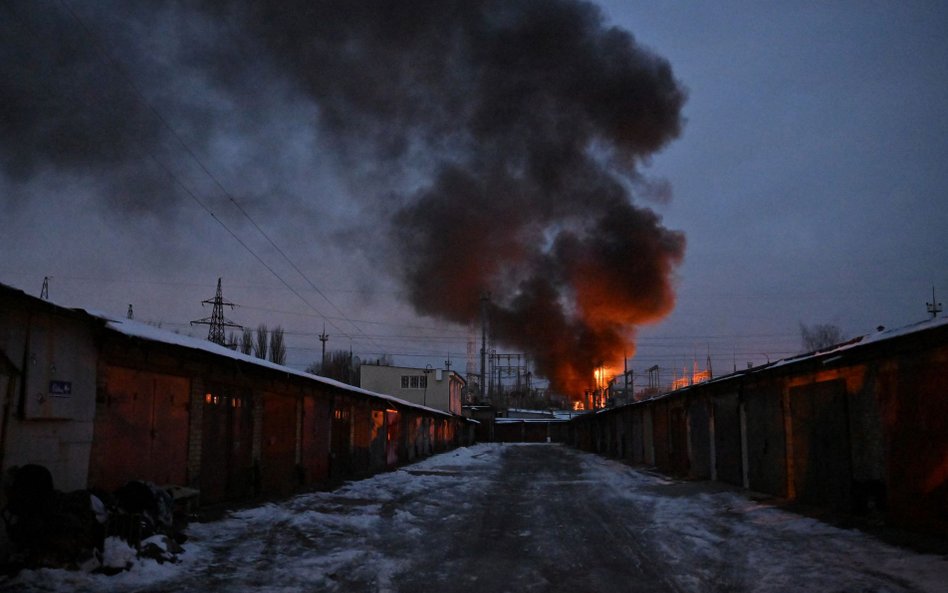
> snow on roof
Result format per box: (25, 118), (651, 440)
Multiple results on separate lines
(89, 313), (455, 417)
(608, 315), (948, 410)
(100, 313), (458, 416)
(1, 280), (459, 417)
(764, 315), (948, 371)
(6, 280), (947, 418)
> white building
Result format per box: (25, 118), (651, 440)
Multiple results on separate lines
(360, 364), (464, 415)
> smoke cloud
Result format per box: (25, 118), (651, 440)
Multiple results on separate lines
(1, 0), (686, 396)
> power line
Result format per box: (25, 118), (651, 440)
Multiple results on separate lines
(15, 274), (466, 335)
(7, 2), (334, 337)
(28, 274), (405, 297)
(55, 0), (387, 351)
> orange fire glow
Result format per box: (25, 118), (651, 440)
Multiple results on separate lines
(593, 365), (620, 394)
(671, 364), (712, 391)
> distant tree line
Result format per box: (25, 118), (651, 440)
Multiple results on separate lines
(305, 349), (358, 385)
(227, 324), (286, 365)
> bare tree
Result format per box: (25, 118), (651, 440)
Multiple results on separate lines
(269, 325), (286, 365)
(226, 331), (239, 350)
(240, 327), (253, 355)
(800, 322), (844, 352)
(314, 349), (355, 384)
(254, 324), (268, 360)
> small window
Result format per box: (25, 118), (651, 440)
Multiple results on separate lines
(401, 376), (410, 388)
(410, 376), (420, 389)
(419, 375), (427, 389)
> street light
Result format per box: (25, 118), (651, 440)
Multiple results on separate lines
(423, 364), (433, 407)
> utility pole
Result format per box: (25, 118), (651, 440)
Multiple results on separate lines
(423, 364), (433, 407)
(348, 344), (353, 384)
(480, 292), (490, 402)
(40, 276), (49, 300)
(190, 278), (241, 346)
(318, 324), (329, 374)
(927, 286), (942, 319)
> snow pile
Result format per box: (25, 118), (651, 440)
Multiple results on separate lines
(99, 537), (137, 572)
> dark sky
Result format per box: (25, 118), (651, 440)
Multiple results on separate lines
(2, 1), (946, 393)
(599, 1), (948, 377)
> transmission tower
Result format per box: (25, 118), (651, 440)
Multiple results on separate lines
(40, 276), (49, 300)
(191, 278), (241, 345)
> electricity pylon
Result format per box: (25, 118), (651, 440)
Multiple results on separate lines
(191, 278), (241, 346)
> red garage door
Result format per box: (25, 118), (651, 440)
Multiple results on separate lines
(261, 394), (298, 497)
(200, 386), (254, 503)
(91, 367), (189, 490)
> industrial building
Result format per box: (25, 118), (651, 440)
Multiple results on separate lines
(360, 363), (464, 415)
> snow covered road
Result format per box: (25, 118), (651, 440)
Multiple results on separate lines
(5, 443), (947, 592)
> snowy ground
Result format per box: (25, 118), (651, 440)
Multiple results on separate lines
(3, 444), (947, 593)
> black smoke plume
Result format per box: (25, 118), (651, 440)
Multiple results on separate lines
(1, 0), (686, 396)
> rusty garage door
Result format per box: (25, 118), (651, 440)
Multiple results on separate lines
(790, 379), (852, 511)
(91, 366), (189, 490)
(200, 385), (254, 503)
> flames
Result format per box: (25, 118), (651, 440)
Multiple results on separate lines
(671, 364), (712, 391)
(482, 206), (684, 402)
(593, 365), (619, 390)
